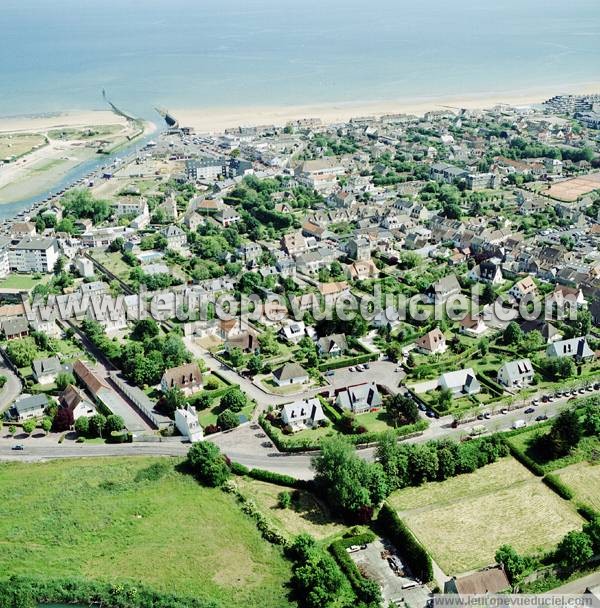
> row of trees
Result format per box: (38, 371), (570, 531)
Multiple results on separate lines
(311, 432), (509, 521)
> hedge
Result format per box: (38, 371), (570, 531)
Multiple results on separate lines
(210, 369), (235, 386)
(542, 474), (574, 500)
(229, 461), (250, 476)
(259, 414), (427, 452)
(376, 503), (433, 583)
(502, 438), (544, 477)
(577, 503), (600, 522)
(329, 532), (381, 606)
(248, 467), (306, 489)
(0, 575), (219, 608)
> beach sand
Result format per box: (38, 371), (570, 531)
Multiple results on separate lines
(172, 83), (600, 133)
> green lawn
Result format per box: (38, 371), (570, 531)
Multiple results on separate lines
(0, 457), (293, 608)
(0, 273), (50, 290)
(387, 457), (583, 575)
(198, 397), (255, 427)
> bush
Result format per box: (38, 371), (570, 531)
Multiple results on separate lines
(278, 491), (292, 509)
(216, 409), (239, 430)
(186, 442), (230, 487)
(377, 503), (433, 582)
(542, 474), (574, 500)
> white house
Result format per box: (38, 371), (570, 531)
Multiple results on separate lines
(416, 328), (447, 355)
(0, 237), (11, 278)
(439, 368), (481, 397)
(468, 260), (503, 285)
(336, 383), (382, 414)
(546, 337), (595, 363)
(460, 314), (488, 337)
(161, 363), (203, 397)
(509, 276), (536, 301)
(280, 320), (306, 344)
(10, 394), (49, 421)
(60, 384), (97, 420)
(175, 406), (203, 442)
(281, 398), (326, 431)
(497, 359), (535, 388)
(74, 256), (95, 278)
(272, 363), (309, 387)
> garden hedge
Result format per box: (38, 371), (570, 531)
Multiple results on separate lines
(542, 474), (574, 500)
(376, 503), (433, 583)
(329, 532), (381, 606)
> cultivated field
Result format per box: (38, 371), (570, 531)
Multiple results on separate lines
(388, 457), (583, 575)
(546, 172), (600, 202)
(0, 457), (293, 608)
(555, 461), (600, 512)
(235, 477), (346, 541)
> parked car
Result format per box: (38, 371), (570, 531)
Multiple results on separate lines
(348, 367), (355, 372)
(12, 445), (24, 451)
(426, 410), (435, 418)
(535, 415), (548, 422)
(500, 408), (508, 415)
(325, 370), (335, 377)
(363, 363), (370, 370)
(524, 407), (535, 414)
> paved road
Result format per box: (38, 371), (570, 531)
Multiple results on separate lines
(0, 360), (21, 414)
(0, 391), (584, 480)
(547, 570), (600, 594)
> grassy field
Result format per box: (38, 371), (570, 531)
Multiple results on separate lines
(388, 457), (584, 575)
(0, 457), (293, 608)
(235, 477), (346, 542)
(555, 461), (600, 511)
(0, 132), (46, 159)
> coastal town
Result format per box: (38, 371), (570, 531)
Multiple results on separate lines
(1, 93), (600, 608)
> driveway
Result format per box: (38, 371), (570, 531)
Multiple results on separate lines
(323, 361), (406, 395)
(350, 538), (431, 607)
(0, 360), (21, 414)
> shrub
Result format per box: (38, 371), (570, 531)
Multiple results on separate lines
(278, 491), (292, 509)
(377, 503), (433, 582)
(216, 409), (239, 430)
(186, 442), (230, 487)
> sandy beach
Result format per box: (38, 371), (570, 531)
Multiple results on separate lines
(172, 82), (600, 133)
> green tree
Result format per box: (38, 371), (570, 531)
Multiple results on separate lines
(385, 394), (419, 427)
(130, 319), (160, 342)
(74, 416), (89, 436)
(40, 417), (52, 435)
(220, 388), (247, 413)
(186, 442), (230, 487)
(6, 338), (38, 368)
(545, 409), (582, 458)
(227, 347), (245, 368)
(437, 388), (453, 412)
(495, 544), (527, 582)
(291, 551), (346, 608)
(22, 420), (36, 435)
(217, 409), (240, 430)
(162, 387), (186, 417)
(503, 321), (522, 346)
(247, 354), (264, 375)
(56, 372), (75, 391)
(106, 414), (125, 434)
(556, 530), (593, 571)
(89, 414), (107, 438)
(8, 425), (16, 436)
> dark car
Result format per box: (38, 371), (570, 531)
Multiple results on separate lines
(535, 415), (548, 422)
(525, 407), (535, 414)
(426, 410), (435, 418)
(12, 445), (24, 451)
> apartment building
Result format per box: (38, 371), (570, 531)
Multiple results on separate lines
(9, 236), (60, 273)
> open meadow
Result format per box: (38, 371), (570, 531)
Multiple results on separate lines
(0, 457), (293, 608)
(555, 461), (600, 512)
(387, 457), (584, 575)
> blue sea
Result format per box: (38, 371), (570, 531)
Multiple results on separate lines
(1, 0), (600, 121)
